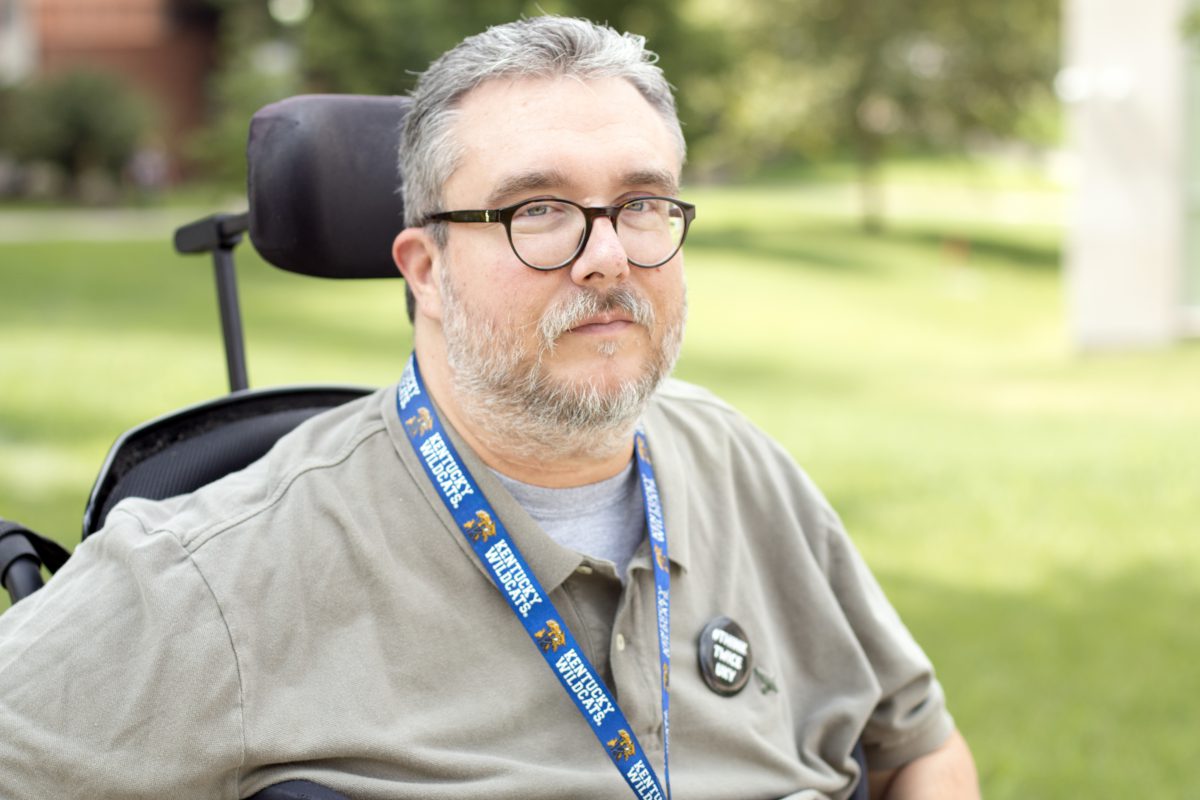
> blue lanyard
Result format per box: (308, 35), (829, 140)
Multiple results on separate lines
(397, 355), (671, 800)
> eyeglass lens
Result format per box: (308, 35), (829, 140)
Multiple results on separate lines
(509, 198), (687, 269)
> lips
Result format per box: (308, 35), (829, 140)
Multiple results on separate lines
(539, 285), (655, 345)
(570, 311), (635, 333)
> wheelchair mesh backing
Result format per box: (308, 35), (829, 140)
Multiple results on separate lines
(83, 388), (369, 538)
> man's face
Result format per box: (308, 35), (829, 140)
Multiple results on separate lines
(433, 76), (687, 444)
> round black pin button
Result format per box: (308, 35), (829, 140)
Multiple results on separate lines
(697, 616), (753, 696)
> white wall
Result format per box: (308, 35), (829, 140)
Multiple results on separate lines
(0, 0), (36, 86)
(1063, 0), (1192, 348)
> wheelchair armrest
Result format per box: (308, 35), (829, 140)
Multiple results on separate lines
(248, 780), (350, 800)
(0, 519), (72, 604)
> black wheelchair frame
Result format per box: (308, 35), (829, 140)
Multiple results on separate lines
(0, 94), (408, 800)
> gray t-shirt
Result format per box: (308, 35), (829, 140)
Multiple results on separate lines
(493, 459), (645, 579)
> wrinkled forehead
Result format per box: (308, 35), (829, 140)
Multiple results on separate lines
(443, 75), (682, 207)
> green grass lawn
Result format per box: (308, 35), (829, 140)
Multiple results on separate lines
(1, 178), (1197, 797)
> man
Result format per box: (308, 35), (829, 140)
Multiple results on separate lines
(0, 16), (978, 799)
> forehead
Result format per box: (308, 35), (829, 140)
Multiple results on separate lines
(443, 75), (681, 206)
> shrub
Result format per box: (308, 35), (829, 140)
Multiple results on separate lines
(4, 69), (152, 195)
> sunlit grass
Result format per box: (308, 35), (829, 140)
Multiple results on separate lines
(1, 176), (1197, 797)
(677, 182), (1199, 796)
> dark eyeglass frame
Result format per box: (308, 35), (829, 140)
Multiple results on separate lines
(424, 195), (697, 271)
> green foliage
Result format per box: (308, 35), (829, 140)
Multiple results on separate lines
(297, 0), (735, 128)
(186, 2), (302, 186)
(704, 0), (1059, 159)
(1, 70), (152, 191)
(693, 0), (1059, 228)
(188, 1), (734, 188)
(294, 0), (738, 156)
(298, 0), (531, 95)
(188, 1), (1055, 210)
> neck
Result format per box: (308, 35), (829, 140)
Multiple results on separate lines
(414, 340), (637, 488)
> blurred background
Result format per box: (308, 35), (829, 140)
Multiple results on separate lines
(1, 1), (1197, 796)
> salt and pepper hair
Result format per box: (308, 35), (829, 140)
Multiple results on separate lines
(399, 15), (686, 237)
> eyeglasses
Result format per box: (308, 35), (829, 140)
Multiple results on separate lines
(424, 196), (697, 271)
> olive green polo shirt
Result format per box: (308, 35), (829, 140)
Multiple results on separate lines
(0, 379), (952, 799)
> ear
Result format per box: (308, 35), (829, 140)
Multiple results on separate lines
(392, 227), (444, 322)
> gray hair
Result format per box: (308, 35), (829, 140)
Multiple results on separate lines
(399, 15), (686, 236)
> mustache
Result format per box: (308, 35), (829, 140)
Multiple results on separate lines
(537, 285), (655, 344)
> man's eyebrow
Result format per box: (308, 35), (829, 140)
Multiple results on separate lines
(621, 168), (679, 196)
(485, 169), (572, 208)
(483, 167), (680, 209)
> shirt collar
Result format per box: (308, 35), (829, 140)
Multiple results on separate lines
(383, 380), (691, 586)
(384, 384), (585, 594)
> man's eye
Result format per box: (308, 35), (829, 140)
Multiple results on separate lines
(623, 199), (650, 213)
(518, 203), (553, 218)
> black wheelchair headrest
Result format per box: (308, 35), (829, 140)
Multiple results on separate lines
(248, 94), (409, 279)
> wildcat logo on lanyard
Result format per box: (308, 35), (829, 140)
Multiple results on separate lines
(463, 510), (496, 542)
(404, 407), (434, 437)
(396, 354), (671, 800)
(535, 620), (567, 652)
(608, 730), (636, 760)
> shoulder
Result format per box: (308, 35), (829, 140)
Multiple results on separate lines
(647, 376), (742, 419)
(108, 386), (397, 552)
(644, 378), (767, 452)
(645, 378), (812, 486)
(644, 377), (842, 551)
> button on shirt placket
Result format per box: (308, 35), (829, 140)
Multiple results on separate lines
(557, 560), (623, 690)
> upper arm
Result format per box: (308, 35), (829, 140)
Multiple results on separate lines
(813, 508), (956, 770)
(0, 513), (243, 798)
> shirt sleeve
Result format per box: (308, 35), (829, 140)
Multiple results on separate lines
(0, 508), (244, 798)
(817, 506), (955, 771)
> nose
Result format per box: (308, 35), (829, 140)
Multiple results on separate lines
(569, 216), (630, 288)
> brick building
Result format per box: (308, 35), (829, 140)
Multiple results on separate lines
(1, 0), (220, 180)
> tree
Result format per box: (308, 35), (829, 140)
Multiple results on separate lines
(703, 0), (1061, 230)
(298, 0), (732, 133)
(187, 1), (303, 186)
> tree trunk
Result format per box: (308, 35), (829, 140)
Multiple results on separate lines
(852, 125), (885, 234)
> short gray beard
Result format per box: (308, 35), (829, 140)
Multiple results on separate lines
(440, 270), (685, 462)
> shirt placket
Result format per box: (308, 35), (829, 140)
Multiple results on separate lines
(554, 559), (624, 690)
(609, 548), (667, 769)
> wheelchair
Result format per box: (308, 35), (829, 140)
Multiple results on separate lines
(0, 93), (409, 800)
(0, 94), (871, 800)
